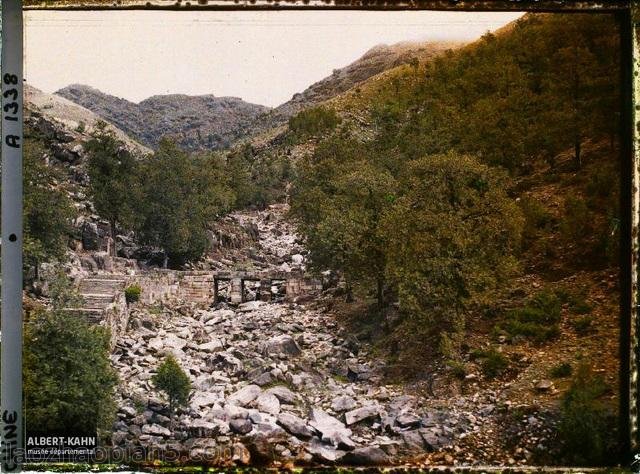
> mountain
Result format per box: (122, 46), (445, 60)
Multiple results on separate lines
(55, 84), (271, 151)
(256, 40), (461, 131)
(25, 84), (150, 156)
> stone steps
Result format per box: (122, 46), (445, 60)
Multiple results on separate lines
(71, 274), (128, 317)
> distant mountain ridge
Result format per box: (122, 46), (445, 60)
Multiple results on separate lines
(256, 40), (462, 131)
(57, 40), (461, 151)
(56, 84), (271, 151)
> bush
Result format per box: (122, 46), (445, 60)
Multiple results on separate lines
(152, 355), (192, 421)
(23, 272), (118, 438)
(550, 362), (572, 378)
(288, 106), (341, 139)
(558, 363), (617, 465)
(560, 196), (591, 242)
(446, 359), (467, 379)
(125, 283), (142, 304)
(572, 315), (594, 335)
(496, 289), (562, 343)
(472, 347), (509, 379)
(520, 196), (553, 241)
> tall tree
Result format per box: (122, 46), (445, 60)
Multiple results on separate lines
(85, 122), (139, 256)
(136, 138), (235, 267)
(21, 138), (75, 277)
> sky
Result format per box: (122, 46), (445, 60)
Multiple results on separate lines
(24, 10), (523, 108)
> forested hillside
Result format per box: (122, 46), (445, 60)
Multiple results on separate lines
(284, 13), (621, 465)
(12, 12), (625, 469)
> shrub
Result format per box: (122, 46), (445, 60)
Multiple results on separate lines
(472, 347), (509, 379)
(572, 315), (594, 335)
(152, 355), (192, 422)
(496, 289), (562, 343)
(125, 283), (142, 304)
(288, 106), (341, 139)
(558, 363), (617, 465)
(520, 196), (553, 241)
(560, 196), (591, 242)
(23, 272), (118, 438)
(446, 359), (467, 379)
(550, 362), (572, 378)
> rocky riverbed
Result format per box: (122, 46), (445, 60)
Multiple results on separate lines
(108, 205), (554, 468)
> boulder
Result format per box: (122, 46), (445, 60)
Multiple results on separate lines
(198, 339), (224, 353)
(229, 418), (253, 435)
(262, 335), (302, 357)
(228, 384), (262, 407)
(396, 413), (422, 429)
(276, 413), (314, 439)
(232, 442), (251, 465)
(331, 396), (356, 412)
(306, 438), (345, 463)
(255, 392), (281, 415)
(345, 405), (379, 425)
(141, 424), (171, 437)
(343, 446), (389, 466)
(265, 386), (297, 404)
(308, 408), (354, 449)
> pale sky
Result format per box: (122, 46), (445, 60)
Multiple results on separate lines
(24, 10), (523, 108)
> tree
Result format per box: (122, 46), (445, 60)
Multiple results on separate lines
(152, 355), (191, 424)
(85, 122), (138, 256)
(22, 138), (75, 278)
(23, 271), (118, 438)
(291, 136), (397, 307)
(136, 138), (235, 267)
(381, 153), (522, 361)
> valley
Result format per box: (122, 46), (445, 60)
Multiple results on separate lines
(18, 11), (623, 470)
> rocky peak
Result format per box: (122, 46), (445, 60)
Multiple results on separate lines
(56, 84), (271, 151)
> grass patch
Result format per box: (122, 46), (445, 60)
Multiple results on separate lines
(572, 315), (594, 335)
(471, 347), (509, 379)
(494, 288), (562, 344)
(549, 362), (572, 378)
(558, 363), (618, 466)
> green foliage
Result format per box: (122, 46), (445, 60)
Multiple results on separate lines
(558, 363), (617, 465)
(550, 362), (573, 378)
(136, 138), (235, 267)
(292, 136), (397, 307)
(86, 122), (139, 254)
(23, 271), (118, 437)
(472, 347), (509, 379)
(519, 196), (553, 243)
(382, 153), (522, 355)
(366, 14), (619, 174)
(560, 196), (591, 242)
(124, 283), (142, 304)
(21, 139), (75, 276)
(293, 145), (522, 366)
(496, 289), (562, 343)
(572, 315), (594, 335)
(446, 360), (467, 379)
(288, 106), (341, 140)
(152, 355), (192, 416)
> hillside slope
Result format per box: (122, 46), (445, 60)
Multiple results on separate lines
(56, 84), (271, 151)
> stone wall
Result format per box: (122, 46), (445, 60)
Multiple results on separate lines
(134, 270), (216, 307)
(285, 277), (323, 302)
(133, 270), (322, 307)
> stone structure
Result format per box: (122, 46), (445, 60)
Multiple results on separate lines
(69, 274), (129, 347)
(132, 269), (322, 307)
